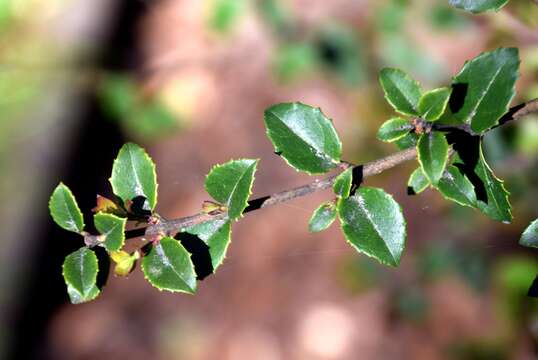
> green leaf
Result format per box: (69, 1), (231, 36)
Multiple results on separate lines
(449, 0), (509, 13)
(376, 117), (413, 142)
(309, 202), (337, 233)
(141, 237), (197, 294)
(379, 68), (422, 116)
(435, 166), (476, 207)
(395, 132), (419, 150)
(183, 219), (232, 270)
(408, 167), (429, 194)
(62, 247), (100, 304)
(333, 167), (353, 198)
(49, 183), (85, 233)
(110, 143), (158, 211)
(338, 187), (406, 267)
(475, 145), (512, 223)
(450, 48), (519, 133)
(205, 159), (258, 220)
(264, 102), (342, 174)
(417, 132), (449, 184)
(520, 219), (538, 249)
(94, 213), (127, 252)
(417, 87), (451, 121)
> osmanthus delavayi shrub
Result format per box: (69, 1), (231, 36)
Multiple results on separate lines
(49, 45), (538, 304)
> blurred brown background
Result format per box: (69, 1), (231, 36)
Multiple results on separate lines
(1, 0), (538, 359)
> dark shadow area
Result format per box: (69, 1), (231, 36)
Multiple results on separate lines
(445, 129), (488, 203)
(176, 233), (214, 280)
(129, 195), (152, 218)
(448, 83), (468, 114)
(407, 186), (417, 196)
(244, 195), (271, 213)
(349, 165), (364, 196)
(94, 247), (111, 290)
(497, 102), (527, 127)
(7, 0), (146, 359)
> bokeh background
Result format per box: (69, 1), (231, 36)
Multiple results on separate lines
(1, 0), (538, 359)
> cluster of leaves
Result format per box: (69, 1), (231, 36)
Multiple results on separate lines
(449, 0), (510, 14)
(50, 44), (533, 303)
(49, 144), (257, 303)
(378, 48), (519, 223)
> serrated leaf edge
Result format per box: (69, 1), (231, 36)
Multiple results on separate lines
(141, 238), (197, 294)
(109, 142), (158, 210)
(49, 182), (85, 233)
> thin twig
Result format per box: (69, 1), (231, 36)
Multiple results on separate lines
(125, 98), (538, 243)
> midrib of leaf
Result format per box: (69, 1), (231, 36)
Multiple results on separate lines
(78, 250), (88, 295)
(156, 243), (186, 285)
(267, 109), (333, 163)
(60, 190), (78, 231)
(391, 77), (418, 113)
(127, 146), (144, 197)
(481, 161), (509, 217)
(466, 65), (503, 124)
(225, 162), (253, 208)
(355, 195), (395, 263)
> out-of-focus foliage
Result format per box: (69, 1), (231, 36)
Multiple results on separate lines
(100, 74), (180, 140)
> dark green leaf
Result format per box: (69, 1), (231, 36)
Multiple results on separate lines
(475, 145), (512, 222)
(449, 0), (509, 13)
(264, 102), (342, 174)
(435, 166), (476, 207)
(62, 247), (100, 304)
(379, 68), (422, 116)
(377, 117), (413, 142)
(417, 132), (449, 184)
(309, 202), (337, 233)
(141, 237), (197, 294)
(205, 159), (258, 220)
(183, 219), (232, 270)
(417, 87), (451, 122)
(450, 48), (519, 133)
(395, 132), (419, 150)
(408, 167), (429, 194)
(338, 187), (406, 266)
(94, 213), (127, 252)
(49, 183), (85, 233)
(333, 167), (353, 198)
(110, 143), (158, 210)
(520, 219), (538, 249)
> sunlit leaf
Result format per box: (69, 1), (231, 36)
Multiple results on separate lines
(449, 0), (509, 13)
(379, 68), (422, 116)
(408, 167), (429, 194)
(142, 237), (197, 294)
(49, 183), (84, 233)
(62, 247), (100, 304)
(475, 145), (512, 222)
(309, 202), (337, 233)
(417, 87), (451, 122)
(377, 117), (413, 142)
(435, 166), (476, 207)
(183, 219), (232, 270)
(417, 132), (449, 184)
(338, 187), (406, 266)
(449, 48), (519, 133)
(264, 102), (342, 174)
(110, 143), (158, 211)
(94, 213), (127, 252)
(520, 219), (538, 249)
(333, 167), (353, 198)
(205, 159), (258, 220)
